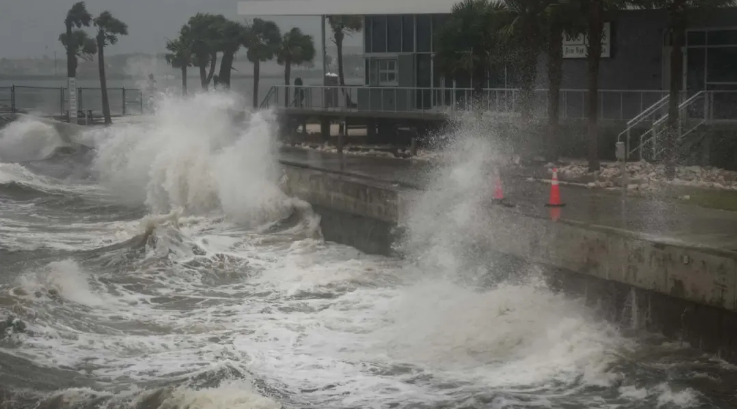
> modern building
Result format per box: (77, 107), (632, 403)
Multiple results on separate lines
(241, 0), (737, 119)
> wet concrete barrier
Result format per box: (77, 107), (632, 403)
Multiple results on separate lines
(281, 162), (737, 361)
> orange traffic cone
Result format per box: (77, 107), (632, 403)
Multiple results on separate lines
(545, 168), (566, 208)
(493, 174), (505, 202)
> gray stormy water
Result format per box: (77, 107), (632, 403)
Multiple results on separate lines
(0, 93), (736, 409)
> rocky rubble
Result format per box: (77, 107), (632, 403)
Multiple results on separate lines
(553, 161), (737, 191)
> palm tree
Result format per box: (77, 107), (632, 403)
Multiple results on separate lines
(435, 0), (509, 95)
(277, 28), (316, 106)
(544, 0), (586, 160)
(58, 30), (98, 67)
(244, 18), (281, 108)
(63, 2), (93, 80)
(579, 0), (631, 172)
(187, 13), (227, 90)
(93, 11), (128, 125)
(502, 1), (550, 121)
(327, 16), (363, 86)
(636, 0), (735, 178)
(217, 20), (248, 89)
(165, 28), (193, 95)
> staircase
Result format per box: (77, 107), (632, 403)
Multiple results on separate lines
(618, 91), (710, 162)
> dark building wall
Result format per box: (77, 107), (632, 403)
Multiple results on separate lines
(536, 8), (737, 91)
(536, 9), (669, 90)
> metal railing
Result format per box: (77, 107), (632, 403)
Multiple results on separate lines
(261, 85), (672, 122)
(0, 85), (144, 119)
(628, 91), (737, 161)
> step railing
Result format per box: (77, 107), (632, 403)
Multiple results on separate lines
(259, 85), (278, 110)
(630, 91), (709, 161)
(616, 94), (670, 158)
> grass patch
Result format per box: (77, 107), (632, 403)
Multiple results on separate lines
(673, 187), (737, 212)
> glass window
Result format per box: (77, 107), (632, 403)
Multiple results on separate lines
(416, 15), (432, 52)
(364, 16), (373, 53)
(371, 16), (387, 53)
(380, 59), (398, 85)
(708, 29), (737, 46)
(387, 15), (402, 53)
(687, 30), (706, 47)
(686, 48), (705, 91)
(707, 47), (737, 83)
(431, 15), (448, 52)
(402, 15), (414, 52)
(371, 59), (398, 86)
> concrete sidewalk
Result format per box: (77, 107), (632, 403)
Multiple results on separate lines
(279, 147), (737, 251)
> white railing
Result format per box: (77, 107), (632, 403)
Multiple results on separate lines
(262, 85), (670, 122)
(627, 91), (709, 161)
(617, 94), (671, 158)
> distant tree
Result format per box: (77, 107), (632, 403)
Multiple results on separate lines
(327, 16), (363, 86)
(165, 26), (193, 95)
(93, 11), (128, 125)
(58, 30), (98, 70)
(63, 2), (93, 79)
(216, 20), (249, 89)
(636, 0), (736, 178)
(277, 27), (316, 106)
(435, 0), (509, 95)
(244, 18), (281, 108)
(187, 13), (227, 89)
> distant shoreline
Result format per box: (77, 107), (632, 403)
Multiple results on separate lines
(0, 71), (337, 82)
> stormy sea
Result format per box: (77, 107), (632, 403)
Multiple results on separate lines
(0, 93), (736, 409)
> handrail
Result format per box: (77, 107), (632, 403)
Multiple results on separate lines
(259, 85), (277, 110)
(630, 91), (708, 161)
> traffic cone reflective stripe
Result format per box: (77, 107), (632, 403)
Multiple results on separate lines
(545, 168), (566, 208)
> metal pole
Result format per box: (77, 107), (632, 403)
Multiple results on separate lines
(140, 89), (143, 114)
(60, 87), (64, 117)
(321, 15), (327, 81)
(122, 88), (126, 116)
(10, 85), (15, 113)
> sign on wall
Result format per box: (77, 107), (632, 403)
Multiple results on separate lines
(68, 77), (77, 119)
(563, 22), (611, 59)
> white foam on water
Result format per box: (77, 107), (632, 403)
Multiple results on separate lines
(13, 260), (109, 307)
(0, 117), (64, 162)
(92, 92), (300, 228)
(2, 96), (729, 409)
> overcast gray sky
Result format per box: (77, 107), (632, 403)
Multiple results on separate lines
(0, 0), (361, 58)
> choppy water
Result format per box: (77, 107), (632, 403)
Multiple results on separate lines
(1, 94), (736, 409)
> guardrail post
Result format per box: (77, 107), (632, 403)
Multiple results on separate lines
(122, 88), (127, 116)
(10, 85), (15, 113)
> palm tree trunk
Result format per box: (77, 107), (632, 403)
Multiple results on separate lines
(97, 35), (112, 125)
(253, 60), (260, 109)
(520, 46), (537, 122)
(586, 2), (604, 172)
(199, 62), (207, 90)
(336, 30), (345, 86)
(181, 66), (187, 95)
(65, 22), (75, 78)
(665, 17), (685, 180)
(547, 22), (563, 161)
(218, 51), (235, 89)
(284, 57), (291, 107)
(206, 52), (217, 86)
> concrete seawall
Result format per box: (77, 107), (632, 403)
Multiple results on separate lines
(281, 162), (737, 360)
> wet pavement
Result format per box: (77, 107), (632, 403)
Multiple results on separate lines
(279, 147), (737, 251)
